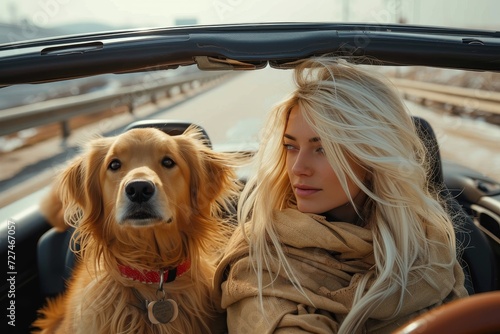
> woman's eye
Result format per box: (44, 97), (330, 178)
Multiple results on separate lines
(162, 157), (176, 169)
(108, 159), (121, 171)
(283, 143), (296, 151)
(316, 147), (325, 154)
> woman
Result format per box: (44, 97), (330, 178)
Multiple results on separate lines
(214, 57), (468, 333)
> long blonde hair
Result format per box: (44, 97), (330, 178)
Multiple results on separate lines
(238, 57), (458, 333)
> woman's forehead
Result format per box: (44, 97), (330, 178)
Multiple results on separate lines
(285, 106), (320, 141)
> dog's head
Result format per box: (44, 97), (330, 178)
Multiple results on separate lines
(49, 127), (240, 269)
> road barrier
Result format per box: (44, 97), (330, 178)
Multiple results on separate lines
(0, 71), (229, 138)
(392, 78), (500, 119)
(2, 74), (498, 141)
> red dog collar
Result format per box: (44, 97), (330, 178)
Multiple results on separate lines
(118, 260), (190, 284)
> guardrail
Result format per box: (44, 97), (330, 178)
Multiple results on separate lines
(3, 74), (498, 140)
(0, 71), (230, 138)
(392, 78), (500, 118)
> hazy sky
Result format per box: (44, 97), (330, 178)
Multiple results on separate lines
(2, 0), (498, 30)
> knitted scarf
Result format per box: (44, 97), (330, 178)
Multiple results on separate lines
(214, 208), (467, 333)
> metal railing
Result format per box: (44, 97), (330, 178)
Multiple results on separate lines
(392, 78), (500, 119)
(3, 73), (498, 141)
(0, 71), (229, 138)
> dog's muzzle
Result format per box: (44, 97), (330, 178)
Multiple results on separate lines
(117, 179), (168, 224)
(125, 180), (155, 203)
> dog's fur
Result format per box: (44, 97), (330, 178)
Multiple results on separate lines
(33, 127), (240, 334)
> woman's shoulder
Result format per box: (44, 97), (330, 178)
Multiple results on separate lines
(216, 225), (250, 271)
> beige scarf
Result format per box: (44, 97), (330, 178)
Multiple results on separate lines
(214, 208), (467, 333)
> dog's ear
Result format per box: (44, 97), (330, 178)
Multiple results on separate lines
(178, 130), (239, 213)
(182, 125), (211, 148)
(42, 137), (113, 228)
(39, 154), (84, 231)
(74, 137), (114, 225)
(198, 148), (237, 208)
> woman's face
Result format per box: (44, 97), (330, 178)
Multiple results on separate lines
(284, 106), (364, 214)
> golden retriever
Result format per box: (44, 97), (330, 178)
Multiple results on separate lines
(33, 127), (240, 334)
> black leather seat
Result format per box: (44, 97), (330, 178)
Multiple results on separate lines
(413, 116), (498, 294)
(37, 226), (77, 298)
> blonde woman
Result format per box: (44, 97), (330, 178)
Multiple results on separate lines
(214, 58), (468, 333)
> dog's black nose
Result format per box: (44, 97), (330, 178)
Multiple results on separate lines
(125, 180), (155, 203)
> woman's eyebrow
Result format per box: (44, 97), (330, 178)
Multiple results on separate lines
(284, 133), (321, 143)
(310, 137), (321, 143)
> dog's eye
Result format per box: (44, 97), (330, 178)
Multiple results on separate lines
(162, 157), (176, 169)
(108, 159), (121, 171)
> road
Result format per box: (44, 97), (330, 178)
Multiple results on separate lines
(149, 67), (500, 181)
(145, 68), (296, 150)
(1, 68), (499, 217)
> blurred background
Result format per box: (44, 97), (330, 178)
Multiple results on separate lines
(0, 0), (498, 40)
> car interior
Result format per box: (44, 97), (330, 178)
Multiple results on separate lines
(35, 116), (499, 299)
(2, 109), (499, 332)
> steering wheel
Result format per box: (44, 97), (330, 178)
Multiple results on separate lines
(393, 291), (500, 334)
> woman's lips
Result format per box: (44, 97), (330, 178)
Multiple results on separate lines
(294, 185), (320, 197)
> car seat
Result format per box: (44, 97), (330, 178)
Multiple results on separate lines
(37, 226), (78, 298)
(413, 116), (498, 294)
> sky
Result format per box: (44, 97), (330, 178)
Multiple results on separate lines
(1, 0), (498, 31)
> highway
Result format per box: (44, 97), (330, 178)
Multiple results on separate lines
(148, 67), (500, 181)
(1, 67), (499, 218)
(143, 68), (295, 150)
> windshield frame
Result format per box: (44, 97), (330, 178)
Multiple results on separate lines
(1, 22), (500, 87)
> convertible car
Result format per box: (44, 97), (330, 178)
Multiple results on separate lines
(0, 23), (499, 333)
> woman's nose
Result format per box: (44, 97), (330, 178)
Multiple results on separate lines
(292, 151), (312, 176)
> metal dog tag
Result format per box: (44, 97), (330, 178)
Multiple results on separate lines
(147, 299), (178, 324)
